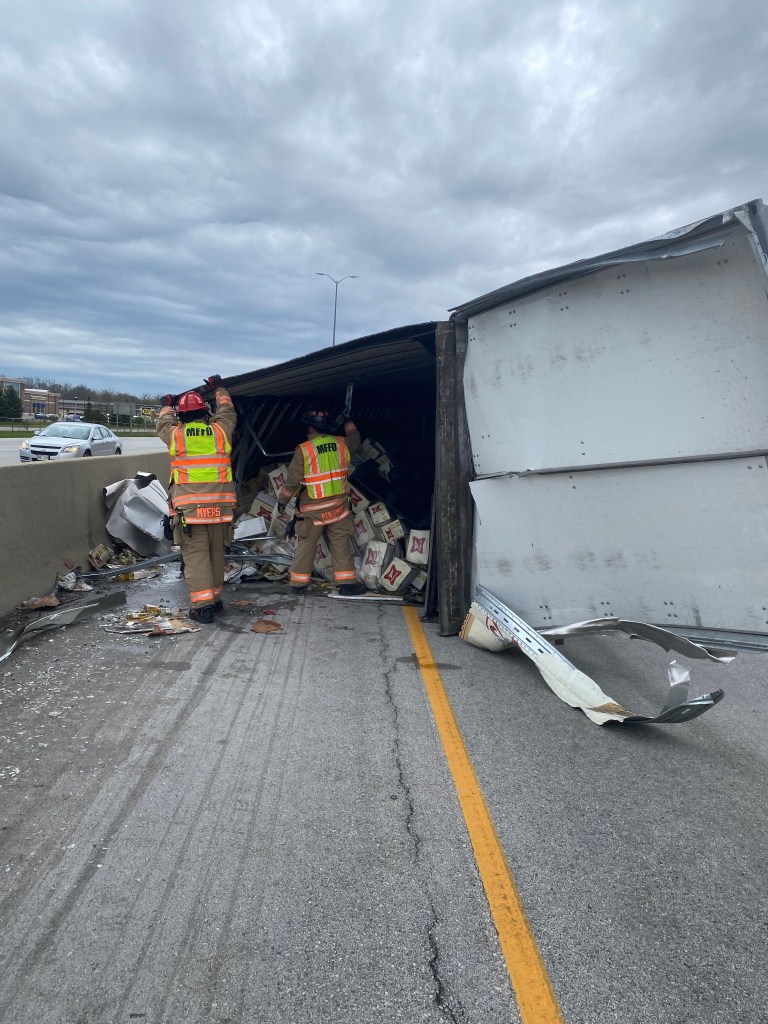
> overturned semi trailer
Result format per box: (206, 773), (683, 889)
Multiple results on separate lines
(219, 197), (768, 657)
(222, 322), (474, 633)
(451, 197), (768, 655)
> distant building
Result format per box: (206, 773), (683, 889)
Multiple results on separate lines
(0, 374), (24, 397)
(0, 376), (60, 418)
(23, 387), (61, 418)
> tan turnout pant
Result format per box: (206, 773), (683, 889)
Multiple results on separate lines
(176, 522), (229, 607)
(290, 514), (357, 588)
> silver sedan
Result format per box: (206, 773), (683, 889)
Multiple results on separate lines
(19, 422), (124, 462)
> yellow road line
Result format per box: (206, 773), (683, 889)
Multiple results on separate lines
(403, 606), (564, 1024)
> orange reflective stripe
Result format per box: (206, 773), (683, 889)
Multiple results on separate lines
(172, 491), (236, 501)
(334, 570), (357, 581)
(190, 588), (215, 604)
(213, 424), (229, 482)
(304, 468), (348, 480)
(303, 497), (343, 511)
(170, 426), (189, 481)
(184, 515), (232, 524)
(173, 460), (233, 471)
(301, 441), (323, 495)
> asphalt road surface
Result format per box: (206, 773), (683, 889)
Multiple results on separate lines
(0, 569), (766, 1023)
(0, 436), (166, 467)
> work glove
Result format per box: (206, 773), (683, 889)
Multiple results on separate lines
(332, 413), (352, 432)
(161, 394), (176, 407)
(205, 374), (223, 390)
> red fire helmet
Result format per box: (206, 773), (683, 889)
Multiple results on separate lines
(177, 391), (208, 414)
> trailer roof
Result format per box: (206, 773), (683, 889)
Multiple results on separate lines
(221, 322), (438, 401)
(450, 198), (767, 321)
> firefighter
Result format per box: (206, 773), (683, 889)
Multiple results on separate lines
(277, 407), (363, 595)
(157, 375), (237, 623)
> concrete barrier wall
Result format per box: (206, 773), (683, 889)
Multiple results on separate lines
(0, 453), (171, 618)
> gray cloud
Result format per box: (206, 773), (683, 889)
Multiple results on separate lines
(0, 0), (766, 394)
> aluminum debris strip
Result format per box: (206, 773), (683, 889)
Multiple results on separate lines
(0, 592), (128, 663)
(466, 586), (726, 726)
(78, 552), (182, 580)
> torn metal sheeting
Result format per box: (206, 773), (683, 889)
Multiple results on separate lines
(0, 592), (128, 663)
(104, 474), (172, 557)
(538, 618), (735, 664)
(466, 586), (725, 726)
(78, 551), (182, 579)
(327, 592), (406, 602)
(226, 551), (294, 567)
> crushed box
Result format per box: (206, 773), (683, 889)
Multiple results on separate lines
(406, 529), (430, 566)
(379, 557), (417, 593)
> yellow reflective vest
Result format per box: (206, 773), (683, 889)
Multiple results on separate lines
(167, 421), (236, 524)
(299, 434), (351, 500)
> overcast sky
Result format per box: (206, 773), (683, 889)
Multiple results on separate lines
(0, 0), (766, 396)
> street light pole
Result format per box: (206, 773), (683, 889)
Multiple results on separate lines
(316, 273), (358, 346)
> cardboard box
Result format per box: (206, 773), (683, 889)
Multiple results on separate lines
(381, 519), (405, 543)
(233, 515), (267, 541)
(250, 491), (276, 519)
(368, 501), (391, 526)
(360, 540), (392, 589)
(89, 543), (113, 570)
(348, 484), (370, 513)
(406, 529), (430, 566)
(352, 510), (374, 548)
(410, 569), (428, 592)
(268, 464), (290, 497)
(379, 557), (417, 593)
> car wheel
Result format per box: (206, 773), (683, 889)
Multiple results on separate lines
(83, 450), (92, 457)
(114, 448), (122, 455)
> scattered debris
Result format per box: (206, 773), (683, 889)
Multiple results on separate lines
(79, 551), (181, 580)
(461, 585), (728, 726)
(233, 515), (268, 541)
(103, 472), (172, 558)
(16, 595), (60, 611)
(1, 592), (128, 663)
(234, 461), (432, 598)
(251, 619), (283, 634)
(89, 544), (113, 570)
(103, 605), (200, 636)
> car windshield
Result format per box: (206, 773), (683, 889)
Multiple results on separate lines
(39, 424), (91, 440)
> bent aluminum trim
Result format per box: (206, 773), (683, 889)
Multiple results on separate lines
(472, 586), (726, 726)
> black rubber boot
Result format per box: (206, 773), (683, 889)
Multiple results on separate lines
(291, 586), (307, 595)
(188, 606), (214, 624)
(213, 600), (224, 613)
(338, 583), (365, 597)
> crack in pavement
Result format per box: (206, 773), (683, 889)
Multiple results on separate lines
(377, 606), (467, 1023)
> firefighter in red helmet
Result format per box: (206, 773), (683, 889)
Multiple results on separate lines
(277, 405), (363, 595)
(157, 376), (237, 623)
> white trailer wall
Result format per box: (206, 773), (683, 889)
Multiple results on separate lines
(461, 204), (768, 639)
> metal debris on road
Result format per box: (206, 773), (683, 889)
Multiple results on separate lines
(1, 592), (128, 663)
(461, 585), (728, 726)
(103, 604), (201, 636)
